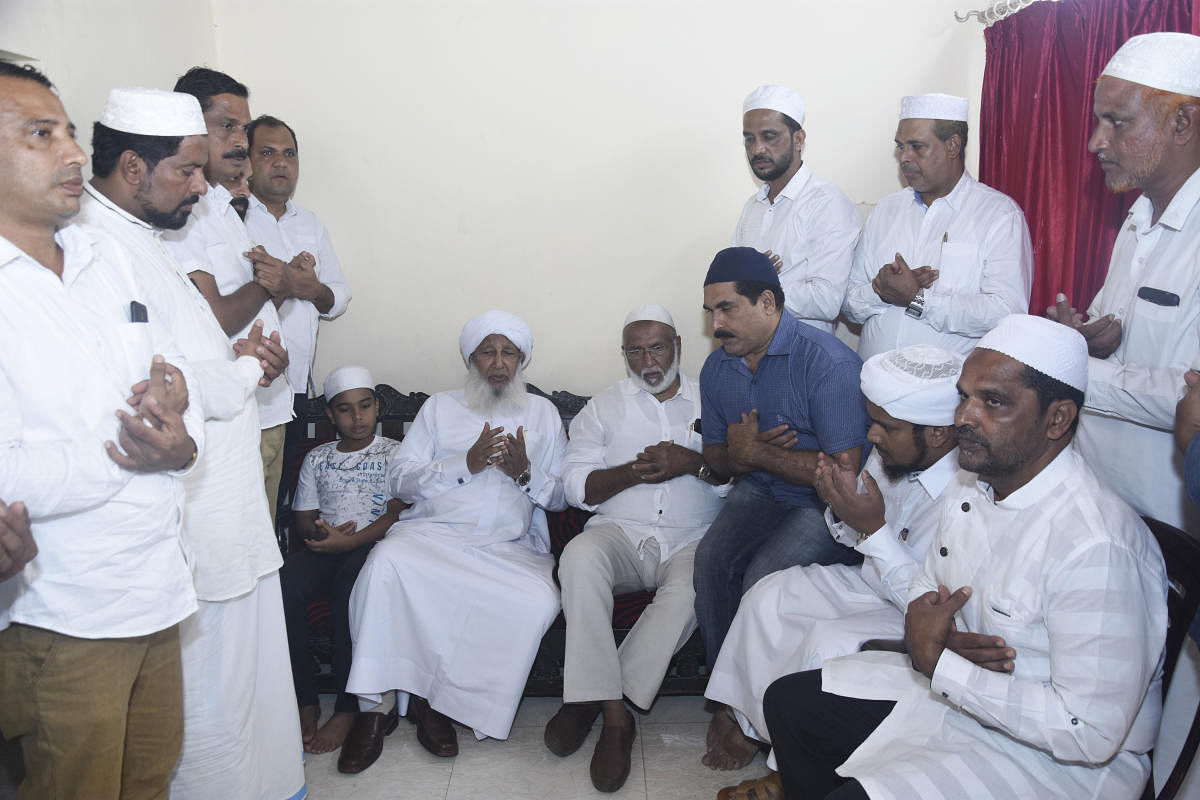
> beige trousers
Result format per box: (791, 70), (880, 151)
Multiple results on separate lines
(558, 523), (698, 709)
(259, 423), (287, 526)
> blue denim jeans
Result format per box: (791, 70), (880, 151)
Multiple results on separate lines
(693, 478), (861, 665)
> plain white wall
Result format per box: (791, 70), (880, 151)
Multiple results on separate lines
(2, 0), (986, 396)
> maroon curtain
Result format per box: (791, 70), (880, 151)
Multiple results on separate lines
(978, 0), (1198, 315)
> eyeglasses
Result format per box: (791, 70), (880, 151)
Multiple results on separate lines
(622, 344), (670, 360)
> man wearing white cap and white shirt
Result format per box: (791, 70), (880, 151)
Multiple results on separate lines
(76, 87), (306, 800)
(763, 314), (1167, 800)
(342, 311), (567, 773)
(1047, 32), (1200, 535)
(542, 305), (726, 792)
(706, 344), (961, 800)
(844, 93), (1033, 361)
(0, 63), (205, 799)
(734, 85), (861, 333)
(164, 67), (296, 527)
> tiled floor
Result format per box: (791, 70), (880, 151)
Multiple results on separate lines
(303, 694), (767, 800)
(0, 694), (768, 799)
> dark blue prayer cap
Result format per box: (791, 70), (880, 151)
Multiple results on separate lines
(703, 247), (781, 287)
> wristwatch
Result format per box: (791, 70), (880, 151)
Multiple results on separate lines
(697, 462), (712, 481)
(515, 467), (531, 487)
(905, 288), (926, 319)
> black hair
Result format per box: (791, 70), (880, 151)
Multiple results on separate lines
(90, 123), (182, 179)
(246, 114), (298, 152)
(734, 280), (785, 311)
(0, 60), (53, 89)
(932, 119), (969, 157)
(1022, 365), (1084, 433)
(172, 67), (248, 112)
(779, 112), (802, 136)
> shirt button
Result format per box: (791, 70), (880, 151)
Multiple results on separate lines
(457, 478), (464, 485)
(1070, 718), (1078, 726)
(941, 692), (949, 698)
(961, 502), (970, 512)
(939, 546), (949, 557)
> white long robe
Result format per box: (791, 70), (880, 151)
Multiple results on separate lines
(347, 389), (567, 739)
(705, 449), (957, 748)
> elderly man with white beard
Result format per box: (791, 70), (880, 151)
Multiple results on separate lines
(340, 311), (567, 774)
(544, 305), (727, 792)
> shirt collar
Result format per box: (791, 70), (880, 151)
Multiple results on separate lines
(248, 193), (295, 218)
(985, 442), (1077, 511)
(618, 372), (694, 404)
(207, 180), (232, 205)
(756, 163), (812, 204)
(0, 224), (99, 282)
(914, 448), (959, 500)
(82, 182), (157, 234)
(912, 169), (974, 211)
(1130, 164), (1200, 233)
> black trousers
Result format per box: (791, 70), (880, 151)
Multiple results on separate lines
(764, 669), (895, 800)
(280, 544), (375, 712)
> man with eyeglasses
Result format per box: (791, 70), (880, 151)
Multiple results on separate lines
(543, 305), (726, 792)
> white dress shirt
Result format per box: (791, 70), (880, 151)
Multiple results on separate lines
(823, 445), (1167, 800)
(562, 375), (724, 564)
(164, 183), (294, 428)
(0, 224), (201, 638)
(844, 172), (1033, 360)
(1078, 165), (1200, 532)
(77, 186), (283, 602)
(244, 196), (351, 393)
(733, 164), (862, 333)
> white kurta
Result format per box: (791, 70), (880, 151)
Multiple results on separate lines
(74, 188), (304, 800)
(164, 183), (294, 428)
(843, 172), (1033, 361)
(732, 164), (862, 333)
(0, 224), (201, 638)
(347, 389), (567, 739)
(705, 448), (957, 746)
(244, 196), (351, 394)
(1077, 165), (1200, 534)
(822, 446), (1167, 800)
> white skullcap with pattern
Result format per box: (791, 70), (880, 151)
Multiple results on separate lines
(900, 93), (969, 122)
(624, 304), (675, 330)
(976, 314), (1088, 393)
(1102, 32), (1200, 97)
(743, 85), (806, 128)
(861, 345), (963, 426)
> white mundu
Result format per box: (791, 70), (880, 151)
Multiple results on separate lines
(844, 171), (1033, 360)
(347, 385), (568, 739)
(733, 163), (861, 334)
(706, 447), (957, 750)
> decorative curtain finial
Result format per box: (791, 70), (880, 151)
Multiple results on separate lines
(956, 0), (1054, 27)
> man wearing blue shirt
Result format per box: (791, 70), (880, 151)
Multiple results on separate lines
(695, 247), (869, 770)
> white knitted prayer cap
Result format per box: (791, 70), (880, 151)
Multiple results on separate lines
(100, 88), (207, 137)
(1102, 32), (1200, 97)
(624, 304), (675, 330)
(899, 93), (969, 122)
(743, 85), (806, 128)
(975, 314), (1088, 393)
(324, 366), (375, 401)
(860, 345), (963, 426)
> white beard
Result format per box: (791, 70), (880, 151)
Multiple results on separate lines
(627, 352), (680, 395)
(464, 364), (528, 416)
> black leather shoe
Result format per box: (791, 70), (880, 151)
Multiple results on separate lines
(408, 695), (458, 757)
(543, 701), (601, 756)
(590, 711), (636, 793)
(337, 706), (399, 774)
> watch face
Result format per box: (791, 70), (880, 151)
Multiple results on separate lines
(516, 469), (531, 486)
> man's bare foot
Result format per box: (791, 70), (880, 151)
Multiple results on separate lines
(307, 711), (357, 754)
(299, 705), (320, 746)
(702, 706), (758, 770)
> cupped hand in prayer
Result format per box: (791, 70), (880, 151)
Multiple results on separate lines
(815, 450), (885, 536)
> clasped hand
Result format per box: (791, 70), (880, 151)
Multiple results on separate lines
(466, 422), (529, 479)
(109, 355), (196, 472)
(871, 253), (937, 307)
(905, 585), (1016, 679)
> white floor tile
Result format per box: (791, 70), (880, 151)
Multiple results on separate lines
(641, 722), (766, 800)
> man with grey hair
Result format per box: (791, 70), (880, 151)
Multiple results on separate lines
(1048, 32), (1200, 534)
(707, 344), (961, 800)
(341, 311), (567, 774)
(844, 93), (1033, 361)
(545, 305), (726, 792)
(765, 314), (1166, 800)
(734, 85), (861, 333)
